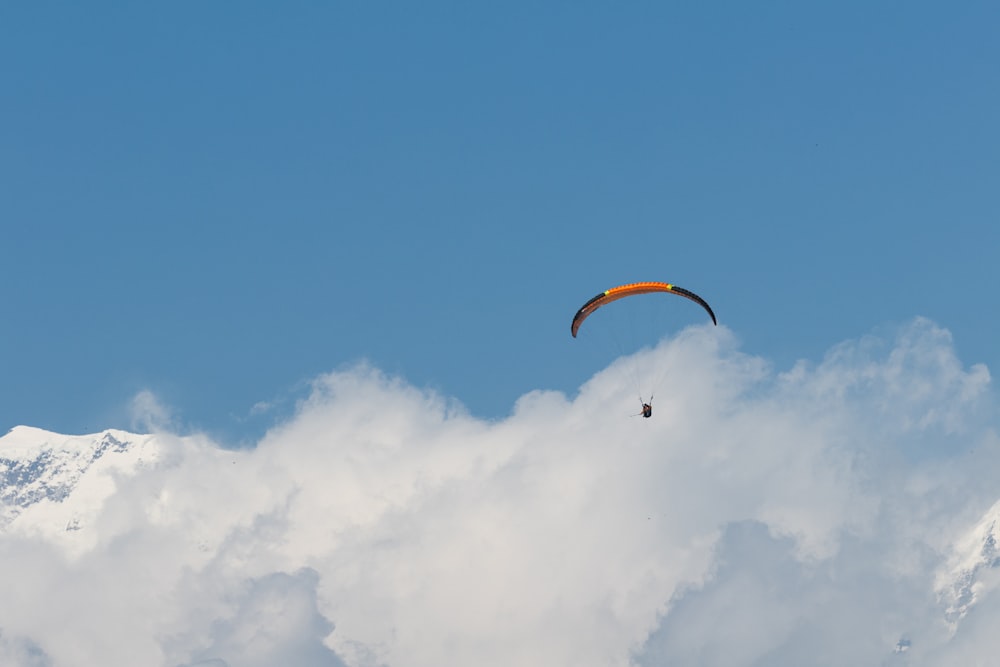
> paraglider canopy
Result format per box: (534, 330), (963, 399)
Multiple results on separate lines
(570, 281), (716, 338)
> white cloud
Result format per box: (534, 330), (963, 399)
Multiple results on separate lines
(0, 319), (997, 667)
(130, 389), (175, 433)
(175, 569), (345, 667)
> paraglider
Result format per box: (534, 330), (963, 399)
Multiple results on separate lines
(571, 281), (717, 418)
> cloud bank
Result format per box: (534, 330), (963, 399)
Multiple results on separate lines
(0, 318), (997, 667)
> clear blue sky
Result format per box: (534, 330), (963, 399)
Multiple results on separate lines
(2, 2), (997, 443)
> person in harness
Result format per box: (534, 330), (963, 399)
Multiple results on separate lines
(640, 399), (652, 419)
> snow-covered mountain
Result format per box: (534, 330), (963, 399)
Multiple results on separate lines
(0, 425), (161, 543)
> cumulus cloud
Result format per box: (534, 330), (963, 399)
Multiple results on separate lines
(0, 318), (997, 667)
(176, 569), (345, 667)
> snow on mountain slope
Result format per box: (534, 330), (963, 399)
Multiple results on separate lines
(937, 498), (1000, 627)
(0, 425), (161, 551)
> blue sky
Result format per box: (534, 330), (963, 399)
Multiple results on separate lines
(2, 2), (997, 442)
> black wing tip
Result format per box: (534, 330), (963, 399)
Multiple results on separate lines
(671, 285), (717, 326)
(570, 292), (607, 338)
